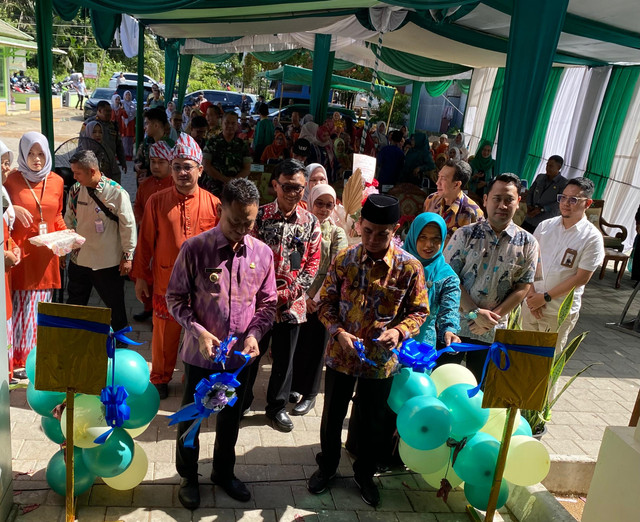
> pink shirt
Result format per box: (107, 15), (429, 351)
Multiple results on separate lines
(166, 225), (277, 371)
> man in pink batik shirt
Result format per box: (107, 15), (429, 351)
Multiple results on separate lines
(166, 178), (277, 510)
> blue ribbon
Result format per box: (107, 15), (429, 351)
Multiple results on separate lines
(392, 338), (456, 373)
(446, 341), (555, 398)
(212, 335), (238, 368)
(168, 352), (250, 448)
(353, 339), (377, 367)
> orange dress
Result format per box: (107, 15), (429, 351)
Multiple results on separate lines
(5, 171), (66, 290)
(133, 175), (174, 223)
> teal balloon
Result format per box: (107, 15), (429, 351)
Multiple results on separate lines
(514, 416), (533, 437)
(25, 348), (37, 382)
(26, 383), (65, 418)
(41, 415), (65, 444)
(397, 395), (451, 450)
(465, 479), (510, 511)
(453, 432), (500, 486)
(122, 382), (160, 429)
(107, 349), (150, 396)
(388, 367), (437, 414)
(46, 448), (96, 497)
(82, 428), (135, 478)
(438, 384), (489, 440)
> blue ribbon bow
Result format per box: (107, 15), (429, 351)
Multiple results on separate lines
(168, 353), (250, 448)
(392, 338), (456, 373)
(212, 335), (238, 368)
(353, 339), (377, 367)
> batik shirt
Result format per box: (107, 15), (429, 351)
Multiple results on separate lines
(201, 135), (251, 195)
(445, 220), (539, 342)
(423, 191), (484, 242)
(318, 243), (429, 379)
(253, 201), (321, 324)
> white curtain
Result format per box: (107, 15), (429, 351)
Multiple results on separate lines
(563, 66), (612, 179)
(602, 78), (640, 250)
(533, 67), (586, 175)
(463, 68), (498, 155)
(118, 15), (139, 58)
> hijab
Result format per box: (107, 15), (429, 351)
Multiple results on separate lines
(110, 94), (121, 112)
(308, 183), (337, 222)
(299, 122), (319, 144)
(85, 120), (103, 141)
(122, 90), (136, 118)
(404, 132), (432, 174)
(0, 139), (14, 172)
(334, 138), (347, 161)
(18, 131), (52, 183)
(316, 125), (332, 148)
(403, 212), (456, 306)
(303, 163), (328, 203)
(268, 131), (287, 157)
(302, 113), (314, 125)
(470, 139), (495, 173)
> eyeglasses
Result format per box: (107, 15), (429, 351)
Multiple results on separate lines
(172, 163), (197, 173)
(557, 195), (588, 205)
(275, 180), (305, 194)
(313, 201), (335, 210)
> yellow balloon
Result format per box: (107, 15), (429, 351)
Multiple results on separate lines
(125, 423), (150, 439)
(422, 464), (463, 489)
(429, 364), (477, 395)
(60, 394), (110, 449)
(504, 435), (550, 486)
(102, 443), (148, 490)
(480, 408), (520, 440)
(399, 439), (450, 474)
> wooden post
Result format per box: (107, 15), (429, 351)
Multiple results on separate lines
(65, 389), (75, 522)
(485, 406), (518, 521)
(629, 388), (640, 427)
(385, 89), (397, 131)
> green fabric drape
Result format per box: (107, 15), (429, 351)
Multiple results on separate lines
(496, 0), (569, 176)
(520, 68), (563, 183)
(52, 0), (197, 16)
(368, 44), (471, 78)
(425, 80), (453, 97)
(409, 81), (422, 135)
(198, 36), (242, 45)
(135, 28), (145, 151)
(333, 58), (356, 71)
(52, 2), (80, 21)
(480, 68), (505, 146)
(90, 9), (121, 50)
(252, 50), (299, 62)
(177, 53), (194, 111)
(35, 0), (55, 158)
(195, 53), (234, 64)
(310, 34), (335, 124)
(378, 72), (412, 86)
(457, 79), (470, 94)
(164, 39), (181, 102)
(585, 66), (640, 199)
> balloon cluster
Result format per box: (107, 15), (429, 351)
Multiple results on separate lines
(25, 347), (160, 496)
(389, 363), (551, 511)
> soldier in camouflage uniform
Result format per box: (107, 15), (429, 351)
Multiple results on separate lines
(201, 112), (252, 196)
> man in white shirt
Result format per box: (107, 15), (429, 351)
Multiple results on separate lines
(523, 177), (604, 352)
(65, 150), (137, 332)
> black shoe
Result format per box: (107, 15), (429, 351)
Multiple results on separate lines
(289, 391), (302, 403)
(307, 468), (335, 494)
(354, 475), (380, 507)
(133, 310), (153, 322)
(154, 383), (168, 400)
(211, 474), (251, 502)
(13, 369), (27, 380)
(178, 477), (200, 510)
(267, 410), (294, 432)
(291, 397), (316, 416)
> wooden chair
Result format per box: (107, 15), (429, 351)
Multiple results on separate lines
(585, 200), (628, 252)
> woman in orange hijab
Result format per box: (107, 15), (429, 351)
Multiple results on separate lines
(260, 131), (289, 163)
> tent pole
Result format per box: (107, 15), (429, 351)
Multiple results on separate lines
(278, 70), (285, 113)
(386, 89), (397, 130)
(34, 0), (54, 158)
(409, 81), (422, 135)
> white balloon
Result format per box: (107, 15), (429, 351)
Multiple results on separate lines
(102, 443), (148, 490)
(60, 394), (110, 449)
(125, 423), (150, 439)
(429, 364), (477, 395)
(504, 435), (551, 486)
(479, 408), (520, 440)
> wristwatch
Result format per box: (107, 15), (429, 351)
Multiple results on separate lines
(543, 292), (552, 302)
(466, 308), (479, 320)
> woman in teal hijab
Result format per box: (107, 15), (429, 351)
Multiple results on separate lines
(468, 140), (495, 199)
(404, 212), (461, 347)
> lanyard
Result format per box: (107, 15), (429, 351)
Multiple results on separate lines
(22, 173), (48, 223)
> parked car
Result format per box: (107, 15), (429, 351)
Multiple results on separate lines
(83, 86), (154, 120)
(108, 72), (160, 90)
(182, 90), (245, 115)
(263, 103), (357, 126)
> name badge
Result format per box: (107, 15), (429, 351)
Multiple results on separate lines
(205, 268), (222, 283)
(39, 221), (48, 235)
(561, 248), (577, 268)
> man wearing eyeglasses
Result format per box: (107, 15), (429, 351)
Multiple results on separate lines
(146, 84), (164, 109)
(243, 158), (321, 432)
(132, 134), (220, 399)
(523, 178), (604, 352)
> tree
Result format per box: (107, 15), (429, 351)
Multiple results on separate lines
(373, 93), (409, 128)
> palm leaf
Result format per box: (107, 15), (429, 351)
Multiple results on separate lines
(557, 287), (575, 329)
(548, 331), (588, 389)
(547, 363), (600, 411)
(507, 303), (522, 330)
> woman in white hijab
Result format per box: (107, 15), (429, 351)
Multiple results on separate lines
(290, 183), (347, 415)
(121, 90), (137, 160)
(298, 122), (325, 167)
(4, 132), (66, 379)
(302, 163), (328, 206)
(450, 132), (468, 161)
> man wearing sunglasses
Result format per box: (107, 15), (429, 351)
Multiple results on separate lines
(523, 178), (604, 353)
(243, 158), (321, 432)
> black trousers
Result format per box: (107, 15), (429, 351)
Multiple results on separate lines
(317, 367), (393, 479)
(435, 335), (490, 382)
(242, 321), (300, 416)
(291, 312), (329, 399)
(176, 361), (251, 481)
(67, 262), (128, 331)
